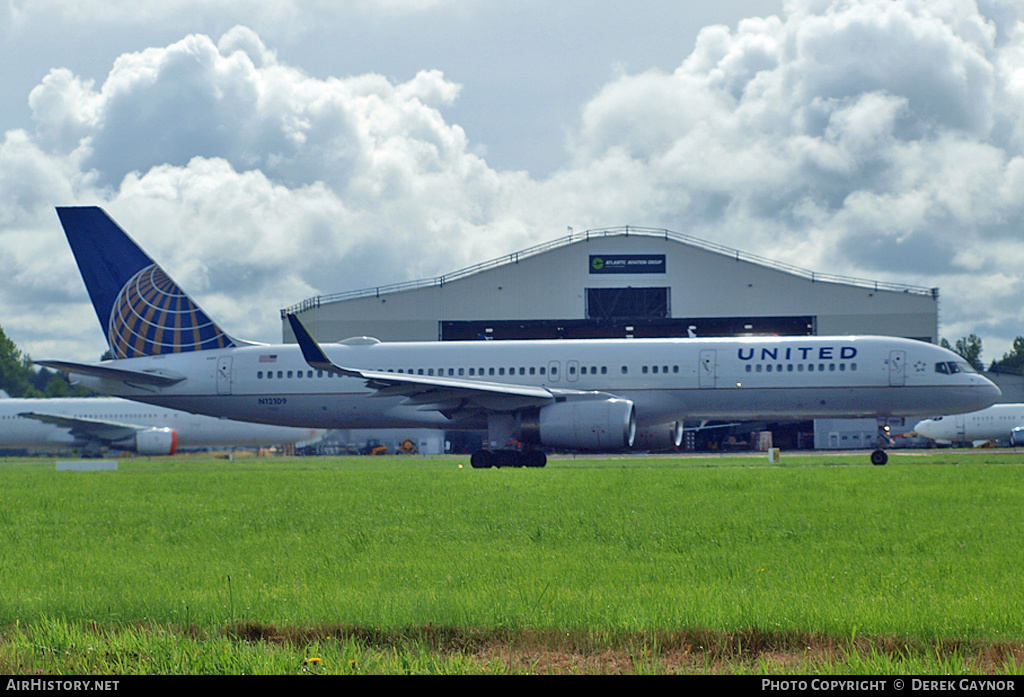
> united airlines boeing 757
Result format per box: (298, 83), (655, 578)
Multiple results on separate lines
(37, 207), (1001, 467)
(0, 396), (324, 456)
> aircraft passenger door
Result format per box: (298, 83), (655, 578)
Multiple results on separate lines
(888, 350), (906, 387)
(567, 360), (579, 382)
(217, 356), (233, 395)
(955, 414), (966, 443)
(547, 361), (561, 383)
(698, 349), (717, 388)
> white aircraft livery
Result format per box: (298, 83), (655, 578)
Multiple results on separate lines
(0, 396), (324, 456)
(38, 207), (1001, 467)
(914, 403), (1024, 446)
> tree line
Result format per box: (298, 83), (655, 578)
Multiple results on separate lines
(941, 333), (1024, 375)
(0, 325), (91, 398)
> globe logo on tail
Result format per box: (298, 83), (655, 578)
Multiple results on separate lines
(108, 264), (235, 358)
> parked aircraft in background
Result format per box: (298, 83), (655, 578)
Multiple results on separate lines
(0, 395), (324, 456)
(914, 403), (1024, 446)
(37, 207), (1001, 467)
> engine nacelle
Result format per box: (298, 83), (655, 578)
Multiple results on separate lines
(134, 427), (178, 455)
(520, 398), (636, 451)
(632, 421), (684, 451)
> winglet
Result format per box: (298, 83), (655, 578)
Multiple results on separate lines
(286, 314), (360, 377)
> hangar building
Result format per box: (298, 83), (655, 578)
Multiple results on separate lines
(282, 226), (939, 345)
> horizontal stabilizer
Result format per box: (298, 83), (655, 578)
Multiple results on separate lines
(33, 360), (185, 386)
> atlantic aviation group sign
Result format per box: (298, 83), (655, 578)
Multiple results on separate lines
(589, 254), (666, 274)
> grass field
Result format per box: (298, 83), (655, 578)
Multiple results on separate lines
(2, 449), (1024, 674)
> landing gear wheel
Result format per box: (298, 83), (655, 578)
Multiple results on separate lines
(870, 449), (888, 466)
(522, 450), (547, 468)
(470, 450), (493, 468)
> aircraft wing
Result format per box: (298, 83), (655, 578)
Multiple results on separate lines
(286, 314), (600, 414)
(32, 360), (185, 386)
(19, 411), (144, 443)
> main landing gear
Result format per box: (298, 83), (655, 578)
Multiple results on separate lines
(871, 424), (892, 466)
(470, 449), (547, 468)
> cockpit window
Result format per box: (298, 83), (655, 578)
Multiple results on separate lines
(935, 361), (977, 375)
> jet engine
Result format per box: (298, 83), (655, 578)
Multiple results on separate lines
(133, 427), (179, 455)
(519, 398), (636, 450)
(632, 421), (684, 451)
(1013, 427), (1024, 447)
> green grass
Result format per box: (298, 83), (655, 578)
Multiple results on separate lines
(2, 450), (1024, 673)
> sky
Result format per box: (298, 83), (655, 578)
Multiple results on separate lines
(2, 0), (1024, 367)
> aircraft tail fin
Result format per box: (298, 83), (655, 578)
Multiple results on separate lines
(55, 207), (237, 358)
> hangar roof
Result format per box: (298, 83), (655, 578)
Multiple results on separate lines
(282, 225), (936, 316)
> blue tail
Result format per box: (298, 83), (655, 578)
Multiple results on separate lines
(56, 207), (236, 358)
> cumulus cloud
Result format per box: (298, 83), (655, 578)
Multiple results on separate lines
(552, 0), (1024, 358)
(2, 0), (1024, 367)
(3, 22), (528, 358)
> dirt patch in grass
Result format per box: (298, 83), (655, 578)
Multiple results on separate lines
(223, 622), (1024, 674)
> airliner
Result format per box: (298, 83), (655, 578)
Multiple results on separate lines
(36, 206), (1001, 468)
(0, 395), (324, 456)
(914, 403), (1024, 446)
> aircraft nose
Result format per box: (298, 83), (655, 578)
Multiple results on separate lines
(981, 377), (1002, 403)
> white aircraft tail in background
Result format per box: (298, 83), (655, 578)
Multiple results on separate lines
(37, 206), (1001, 467)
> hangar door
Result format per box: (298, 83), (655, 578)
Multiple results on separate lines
(587, 287), (669, 320)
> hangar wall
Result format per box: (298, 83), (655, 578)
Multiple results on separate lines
(282, 226), (939, 345)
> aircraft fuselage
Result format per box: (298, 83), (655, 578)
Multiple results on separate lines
(68, 335), (1000, 431)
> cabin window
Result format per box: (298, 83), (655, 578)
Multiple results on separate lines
(257, 371), (263, 379)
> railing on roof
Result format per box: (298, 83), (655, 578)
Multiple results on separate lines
(280, 225), (938, 317)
